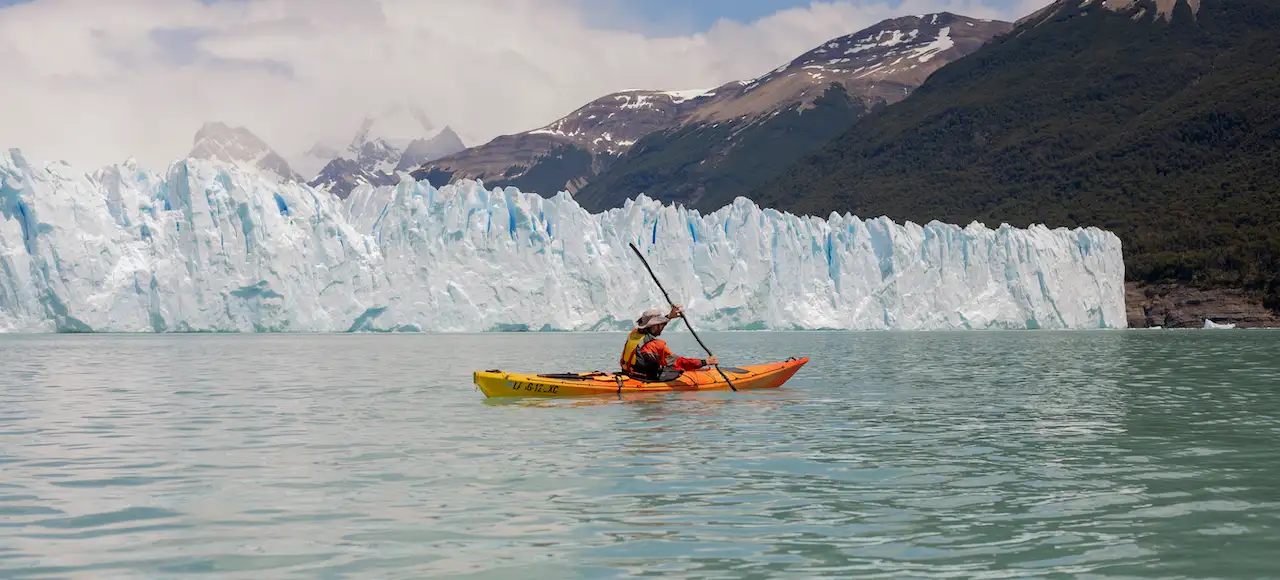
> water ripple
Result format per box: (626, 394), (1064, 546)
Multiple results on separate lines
(1, 330), (1278, 578)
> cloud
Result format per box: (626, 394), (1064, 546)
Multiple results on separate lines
(0, 0), (1049, 171)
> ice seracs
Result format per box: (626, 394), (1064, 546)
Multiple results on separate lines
(0, 150), (1127, 333)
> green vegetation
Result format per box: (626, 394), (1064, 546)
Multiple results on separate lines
(416, 144), (599, 197)
(488, 144), (598, 197)
(574, 84), (870, 213)
(417, 142), (601, 194)
(755, 0), (1280, 307)
(416, 167), (455, 189)
(419, 143), (599, 197)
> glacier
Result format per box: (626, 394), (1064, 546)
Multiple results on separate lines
(0, 148), (1126, 333)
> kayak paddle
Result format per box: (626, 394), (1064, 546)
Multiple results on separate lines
(628, 242), (736, 391)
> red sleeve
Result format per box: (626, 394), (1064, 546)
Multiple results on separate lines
(640, 340), (706, 371)
(673, 356), (707, 371)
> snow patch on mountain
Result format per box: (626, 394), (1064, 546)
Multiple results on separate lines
(188, 122), (301, 182)
(344, 102), (436, 174)
(306, 103), (463, 198)
(910, 26), (954, 62)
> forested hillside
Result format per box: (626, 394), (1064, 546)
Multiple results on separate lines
(573, 85), (871, 213)
(755, 0), (1280, 313)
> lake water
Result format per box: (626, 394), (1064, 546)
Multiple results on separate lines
(2, 330), (1278, 578)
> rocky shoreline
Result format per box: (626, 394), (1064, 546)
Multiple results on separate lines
(1125, 282), (1280, 329)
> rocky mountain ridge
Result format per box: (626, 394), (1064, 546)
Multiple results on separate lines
(305, 104), (465, 198)
(412, 12), (1012, 202)
(570, 12), (1014, 212)
(187, 122), (302, 183)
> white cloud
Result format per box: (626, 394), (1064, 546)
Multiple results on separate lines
(0, 0), (1048, 171)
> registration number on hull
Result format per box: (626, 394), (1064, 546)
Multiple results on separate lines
(505, 380), (560, 395)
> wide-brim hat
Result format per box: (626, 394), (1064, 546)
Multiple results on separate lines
(636, 308), (670, 329)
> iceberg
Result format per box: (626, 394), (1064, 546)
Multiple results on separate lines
(0, 149), (1126, 333)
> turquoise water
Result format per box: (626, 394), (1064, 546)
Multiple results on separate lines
(2, 330), (1278, 578)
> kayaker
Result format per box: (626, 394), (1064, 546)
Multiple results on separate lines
(620, 305), (718, 379)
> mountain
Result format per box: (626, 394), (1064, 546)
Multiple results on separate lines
(343, 103), (434, 174)
(295, 142), (341, 182)
(306, 104), (465, 198)
(306, 126), (466, 199)
(568, 84), (867, 213)
(751, 0), (1280, 324)
(187, 122), (302, 182)
(681, 12), (1010, 125)
(306, 157), (384, 199)
(574, 13), (1013, 212)
(397, 126), (465, 172)
(410, 88), (719, 196)
(412, 13), (1011, 211)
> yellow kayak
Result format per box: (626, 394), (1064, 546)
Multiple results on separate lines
(473, 357), (809, 398)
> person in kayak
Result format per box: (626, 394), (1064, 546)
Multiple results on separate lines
(620, 305), (718, 379)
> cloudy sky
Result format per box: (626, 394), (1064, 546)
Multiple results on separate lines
(0, 0), (1048, 171)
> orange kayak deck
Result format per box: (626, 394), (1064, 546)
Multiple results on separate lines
(474, 357), (809, 398)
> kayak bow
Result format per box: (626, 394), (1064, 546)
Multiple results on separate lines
(473, 357), (808, 398)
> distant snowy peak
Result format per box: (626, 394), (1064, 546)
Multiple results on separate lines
(345, 102), (436, 174)
(188, 122), (302, 182)
(795, 13), (1010, 85)
(305, 125), (469, 200)
(412, 12), (1010, 198)
(304, 142), (340, 160)
(527, 88), (718, 156)
(411, 88), (720, 192)
(353, 103), (435, 149)
(306, 104), (464, 199)
(396, 126), (465, 172)
(306, 158), (393, 200)
(684, 12), (1013, 124)
(293, 142), (340, 180)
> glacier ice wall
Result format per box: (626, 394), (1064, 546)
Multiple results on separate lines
(0, 149), (1126, 333)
